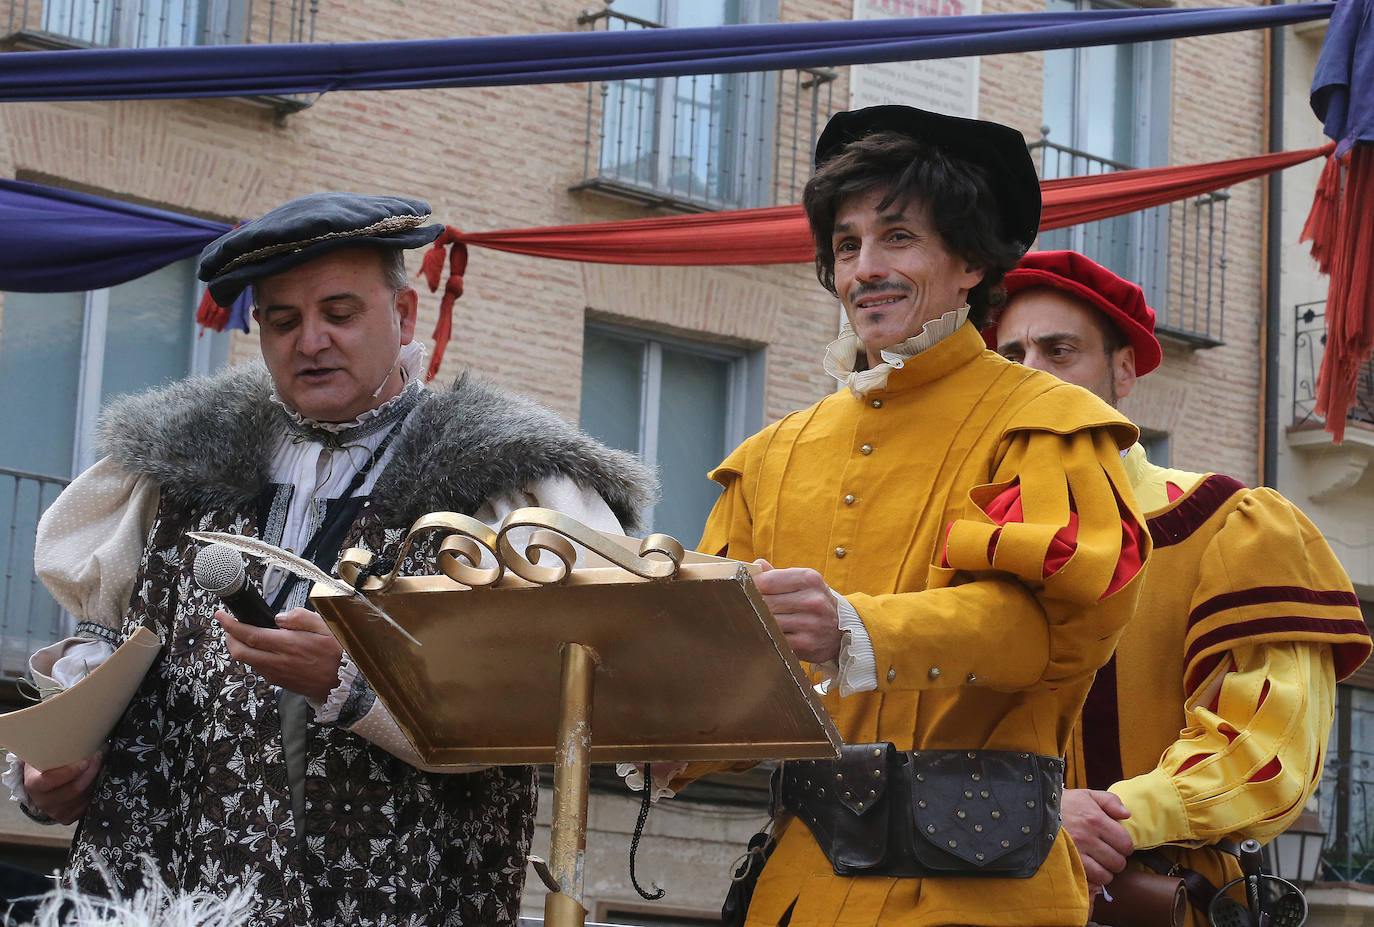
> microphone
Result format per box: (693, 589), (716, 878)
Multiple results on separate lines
(193, 543), (279, 629)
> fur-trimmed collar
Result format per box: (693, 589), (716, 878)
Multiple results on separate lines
(97, 364), (657, 534)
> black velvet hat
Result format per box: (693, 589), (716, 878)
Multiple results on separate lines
(198, 192), (444, 305)
(814, 105), (1042, 250)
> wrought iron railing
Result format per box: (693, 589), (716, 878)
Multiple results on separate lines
(574, 5), (837, 211)
(1292, 300), (1374, 429)
(2, 0), (316, 52)
(1314, 684), (1374, 885)
(0, 467), (69, 681)
(1030, 130), (1228, 348)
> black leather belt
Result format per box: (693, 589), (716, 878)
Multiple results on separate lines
(774, 743), (1065, 879)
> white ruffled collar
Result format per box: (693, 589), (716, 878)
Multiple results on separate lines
(823, 307), (970, 398)
(273, 340), (428, 442)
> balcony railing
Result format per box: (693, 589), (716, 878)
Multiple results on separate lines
(1292, 300), (1374, 430)
(0, 467), (69, 682)
(573, 6), (837, 212)
(1030, 130), (1228, 348)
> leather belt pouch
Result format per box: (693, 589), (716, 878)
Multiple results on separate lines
(1091, 869), (1187, 927)
(777, 743), (1065, 879)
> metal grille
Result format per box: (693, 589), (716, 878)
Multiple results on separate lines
(2, 0), (316, 50)
(1291, 299), (1374, 430)
(0, 467), (69, 681)
(1030, 130), (1228, 348)
(575, 5), (837, 212)
(1317, 682), (1374, 885)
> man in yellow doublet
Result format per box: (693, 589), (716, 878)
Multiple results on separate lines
(691, 107), (1153, 927)
(988, 250), (1372, 925)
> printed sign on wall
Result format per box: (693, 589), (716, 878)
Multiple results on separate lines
(849, 0), (982, 118)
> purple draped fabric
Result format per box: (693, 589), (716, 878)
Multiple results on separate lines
(0, 4), (1334, 102)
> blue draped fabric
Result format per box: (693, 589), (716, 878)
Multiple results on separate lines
(0, 4), (1333, 102)
(0, 178), (228, 291)
(1312, 0), (1374, 151)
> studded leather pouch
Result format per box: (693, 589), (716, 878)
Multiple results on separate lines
(776, 743), (1064, 879)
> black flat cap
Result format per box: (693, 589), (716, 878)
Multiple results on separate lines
(815, 105), (1042, 250)
(198, 192), (444, 305)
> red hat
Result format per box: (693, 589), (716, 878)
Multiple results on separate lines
(984, 250), (1163, 376)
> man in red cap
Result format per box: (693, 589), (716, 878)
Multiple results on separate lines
(987, 251), (1372, 926)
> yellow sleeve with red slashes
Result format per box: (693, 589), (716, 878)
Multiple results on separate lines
(1111, 489), (1371, 848)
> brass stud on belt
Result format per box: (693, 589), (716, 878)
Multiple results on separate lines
(1024, 774), (1034, 782)
(1025, 800), (1036, 809)
(1001, 840), (1011, 849)
(956, 810), (966, 819)
(975, 852), (985, 861)
(844, 791), (852, 799)
(981, 790), (990, 799)
(917, 773), (926, 782)
(971, 773), (981, 781)
(874, 768), (883, 777)
(818, 788), (826, 797)
(947, 840), (958, 849)
(1021, 825), (1031, 834)
(991, 811), (1001, 820)
(836, 773), (844, 782)
(964, 790), (973, 799)
(967, 752), (977, 759)
(869, 790), (877, 799)
(873, 748), (883, 758)
(973, 824), (983, 833)
(856, 801), (864, 810)
(918, 800), (928, 809)
(926, 824), (936, 833)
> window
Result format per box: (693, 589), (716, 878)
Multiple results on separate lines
(579, 324), (762, 546)
(41, 0), (246, 47)
(0, 258), (228, 676)
(1317, 628), (1374, 887)
(1038, 0), (1171, 304)
(1138, 428), (1170, 467)
(587, 0), (781, 210)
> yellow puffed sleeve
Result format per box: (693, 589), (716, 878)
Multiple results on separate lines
(1110, 488), (1368, 848)
(859, 423), (1149, 693)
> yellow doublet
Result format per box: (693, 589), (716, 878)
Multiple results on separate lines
(1067, 444), (1371, 926)
(700, 325), (1149, 927)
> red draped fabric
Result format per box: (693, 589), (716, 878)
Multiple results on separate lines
(416, 143), (1334, 375)
(1304, 146), (1374, 442)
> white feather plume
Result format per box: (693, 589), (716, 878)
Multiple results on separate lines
(16, 857), (258, 927)
(187, 531), (420, 647)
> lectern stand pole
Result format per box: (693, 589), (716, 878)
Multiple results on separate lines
(544, 641), (598, 927)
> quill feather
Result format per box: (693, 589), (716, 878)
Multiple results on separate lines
(188, 531), (421, 647)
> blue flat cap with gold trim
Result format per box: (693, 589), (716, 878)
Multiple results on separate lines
(198, 192), (443, 305)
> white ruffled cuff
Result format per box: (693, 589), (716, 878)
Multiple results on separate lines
(3, 753), (29, 807)
(813, 593), (877, 696)
(30, 637), (115, 698)
(616, 762), (688, 802)
(307, 650), (362, 725)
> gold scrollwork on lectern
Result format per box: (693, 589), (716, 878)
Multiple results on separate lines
(337, 507), (686, 593)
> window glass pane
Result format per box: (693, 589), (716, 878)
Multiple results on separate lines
(654, 346), (729, 546)
(0, 291), (84, 477)
(580, 330), (644, 457)
(100, 259), (197, 405)
(0, 290), (81, 677)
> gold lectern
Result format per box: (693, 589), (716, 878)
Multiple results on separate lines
(311, 508), (841, 927)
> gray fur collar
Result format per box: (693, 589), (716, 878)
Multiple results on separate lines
(97, 365), (657, 534)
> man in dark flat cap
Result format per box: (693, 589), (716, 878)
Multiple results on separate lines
(7, 192), (655, 926)
(681, 106), (1151, 927)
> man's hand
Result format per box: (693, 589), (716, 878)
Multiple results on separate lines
(754, 559), (842, 663)
(216, 607), (344, 701)
(23, 749), (105, 824)
(1061, 788), (1134, 891)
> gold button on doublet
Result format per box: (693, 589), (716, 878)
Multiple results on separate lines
(834, 546), (847, 558)
(886, 667), (897, 682)
(860, 443), (873, 455)
(871, 399), (883, 409)
(844, 493), (856, 505)
(927, 667), (941, 680)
